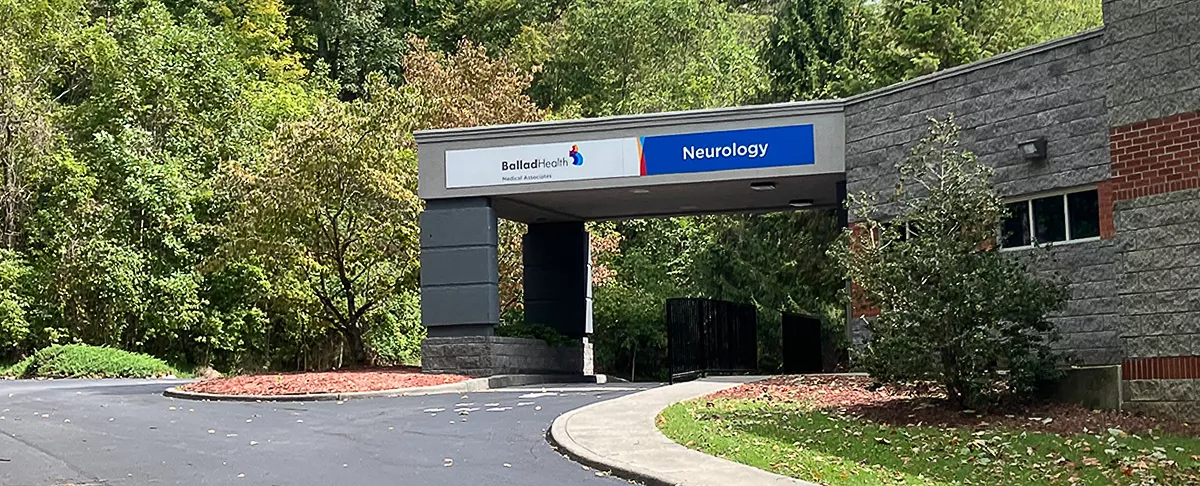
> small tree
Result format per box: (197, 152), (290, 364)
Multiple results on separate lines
(223, 77), (423, 364)
(222, 37), (546, 365)
(833, 116), (1067, 409)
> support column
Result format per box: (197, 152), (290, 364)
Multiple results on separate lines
(419, 197), (499, 337)
(522, 222), (593, 338)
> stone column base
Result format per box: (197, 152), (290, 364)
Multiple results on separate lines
(422, 336), (589, 377)
(1122, 378), (1200, 422)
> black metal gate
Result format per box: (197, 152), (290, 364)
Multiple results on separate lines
(665, 298), (757, 383)
(781, 313), (823, 374)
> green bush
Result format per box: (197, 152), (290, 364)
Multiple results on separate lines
(496, 309), (576, 348)
(1, 356), (32, 377)
(14, 345), (179, 379)
(364, 293), (425, 366)
(834, 117), (1067, 409)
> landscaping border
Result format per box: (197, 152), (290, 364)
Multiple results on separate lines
(164, 373), (607, 402)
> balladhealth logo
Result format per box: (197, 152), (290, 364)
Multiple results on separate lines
(570, 144), (584, 165)
(499, 144), (584, 171)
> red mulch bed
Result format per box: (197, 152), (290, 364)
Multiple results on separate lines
(711, 375), (1199, 438)
(180, 366), (470, 396)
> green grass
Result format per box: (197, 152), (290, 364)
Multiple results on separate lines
(659, 398), (1200, 485)
(3, 345), (180, 379)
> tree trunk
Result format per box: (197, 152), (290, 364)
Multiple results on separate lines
(631, 342), (637, 382)
(343, 325), (367, 366)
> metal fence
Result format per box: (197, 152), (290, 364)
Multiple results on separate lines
(781, 312), (823, 374)
(665, 298), (757, 383)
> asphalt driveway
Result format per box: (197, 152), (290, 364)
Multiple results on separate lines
(0, 378), (648, 485)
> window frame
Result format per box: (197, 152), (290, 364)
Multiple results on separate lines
(999, 186), (1102, 252)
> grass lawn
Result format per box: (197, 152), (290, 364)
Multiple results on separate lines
(660, 397), (1200, 485)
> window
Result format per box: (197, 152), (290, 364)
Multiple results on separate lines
(1001, 189), (1100, 249)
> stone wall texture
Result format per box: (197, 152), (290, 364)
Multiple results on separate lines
(1102, 0), (1200, 128)
(1022, 240), (1124, 366)
(421, 336), (586, 377)
(1121, 379), (1200, 420)
(845, 31), (1109, 210)
(1114, 188), (1200, 361)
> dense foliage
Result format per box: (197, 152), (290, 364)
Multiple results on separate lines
(1, 0), (1100, 374)
(7, 344), (179, 378)
(834, 117), (1067, 408)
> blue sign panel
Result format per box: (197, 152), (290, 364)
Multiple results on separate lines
(638, 125), (815, 176)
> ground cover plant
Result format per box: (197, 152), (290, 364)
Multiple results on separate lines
(1, 356), (32, 377)
(8, 345), (180, 379)
(658, 376), (1200, 485)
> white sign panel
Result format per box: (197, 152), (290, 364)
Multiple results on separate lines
(445, 138), (641, 188)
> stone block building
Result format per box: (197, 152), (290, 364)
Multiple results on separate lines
(846, 0), (1200, 417)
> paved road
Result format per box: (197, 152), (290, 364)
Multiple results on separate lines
(0, 379), (649, 485)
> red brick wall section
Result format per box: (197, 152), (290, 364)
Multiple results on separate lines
(848, 223), (881, 318)
(1122, 356), (1200, 380)
(1110, 110), (1200, 201)
(850, 283), (880, 318)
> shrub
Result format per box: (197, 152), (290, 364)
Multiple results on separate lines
(364, 292), (425, 366)
(834, 116), (1067, 409)
(15, 345), (178, 379)
(496, 309), (576, 348)
(0, 251), (31, 355)
(1, 356), (32, 377)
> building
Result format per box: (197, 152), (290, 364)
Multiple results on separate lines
(414, 0), (1199, 417)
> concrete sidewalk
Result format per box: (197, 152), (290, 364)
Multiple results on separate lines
(549, 377), (818, 486)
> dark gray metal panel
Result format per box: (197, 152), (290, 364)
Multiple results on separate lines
(420, 197), (500, 334)
(421, 283), (500, 327)
(421, 246), (498, 287)
(420, 198), (498, 249)
(522, 223), (589, 264)
(523, 222), (591, 338)
(522, 264), (586, 294)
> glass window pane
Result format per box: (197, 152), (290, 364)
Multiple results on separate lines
(1032, 195), (1067, 243)
(1002, 201), (1031, 248)
(1068, 190), (1100, 239)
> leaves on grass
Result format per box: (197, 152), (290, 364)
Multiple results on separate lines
(660, 377), (1200, 485)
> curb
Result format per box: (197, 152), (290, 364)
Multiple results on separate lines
(548, 379), (815, 486)
(548, 415), (680, 486)
(163, 373), (605, 402)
